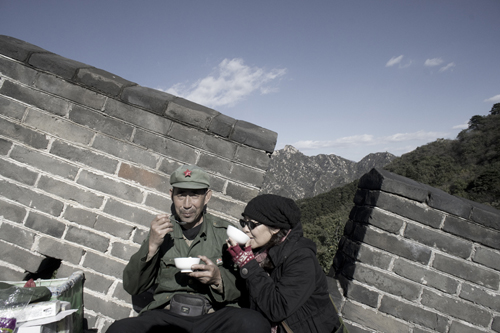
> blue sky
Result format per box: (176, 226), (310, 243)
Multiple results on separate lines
(1, 0), (499, 161)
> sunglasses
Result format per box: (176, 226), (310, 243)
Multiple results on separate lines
(239, 219), (261, 230)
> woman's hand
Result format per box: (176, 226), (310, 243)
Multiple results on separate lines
(227, 242), (255, 267)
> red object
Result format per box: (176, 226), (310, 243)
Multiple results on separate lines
(184, 169), (192, 177)
(24, 278), (36, 288)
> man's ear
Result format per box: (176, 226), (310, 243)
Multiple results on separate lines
(204, 189), (212, 205)
(169, 188), (173, 199)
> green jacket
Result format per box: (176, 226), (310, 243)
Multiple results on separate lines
(123, 214), (242, 312)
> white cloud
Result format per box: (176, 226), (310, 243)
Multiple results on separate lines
(386, 55), (404, 67)
(484, 94), (500, 104)
(293, 130), (449, 151)
(424, 58), (444, 67)
(452, 122), (468, 130)
(439, 62), (455, 72)
(164, 58), (286, 108)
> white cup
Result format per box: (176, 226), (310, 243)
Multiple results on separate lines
(227, 225), (250, 245)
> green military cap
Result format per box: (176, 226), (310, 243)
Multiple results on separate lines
(169, 164), (210, 189)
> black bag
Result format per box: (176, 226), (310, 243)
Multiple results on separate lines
(170, 294), (212, 316)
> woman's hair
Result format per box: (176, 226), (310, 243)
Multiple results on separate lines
(260, 228), (289, 271)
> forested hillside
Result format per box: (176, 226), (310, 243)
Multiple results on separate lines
(300, 104), (500, 271)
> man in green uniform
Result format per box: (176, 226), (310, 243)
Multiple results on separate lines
(107, 165), (270, 332)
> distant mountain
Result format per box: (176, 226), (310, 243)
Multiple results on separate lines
(261, 145), (396, 200)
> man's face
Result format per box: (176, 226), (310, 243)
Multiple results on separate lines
(170, 187), (212, 225)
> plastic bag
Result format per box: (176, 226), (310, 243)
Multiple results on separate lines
(0, 317), (16, 333)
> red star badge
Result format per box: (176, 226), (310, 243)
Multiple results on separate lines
(184, 169), (192, 177)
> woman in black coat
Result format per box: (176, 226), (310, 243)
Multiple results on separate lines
(227, 194), (347, 333)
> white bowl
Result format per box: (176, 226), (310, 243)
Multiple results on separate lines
(174, 257), (200, 272)
(227, 225), (250, 245)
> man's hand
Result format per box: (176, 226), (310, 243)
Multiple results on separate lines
(189, 255), (222, 286)
(148, 214), (174, 258)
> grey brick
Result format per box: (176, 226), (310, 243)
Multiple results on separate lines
(421, 289), (491, 327)
(77, 170), (143, 203)
(0, 222), (35, 249)
(230, 163), (265, 187)
(342, 301), (411, 333)
(470, 204), (500, 230)
(0, 35), (49, 62)
(35, 73), (106, 110)
(0, 240), (44, 272)
(133, 129), (197, 164)
(427, 188), (472, 218)
(393, 258), (459, 294)
(76, 269), (114, 295)
(342, 238), (392, 269)
(0, 179), (64, 216)
(24, 109), (94, 144)
(443, 215), (500, 250)
(83, 292), (131, 321)
(63, 205), (98, 228)
(350, 206), (404, 234)
(433, 253), (499, 290)
(0, 117), (49, 149)
(10, 145), (79, 180)
(404, 223), (473, 259)
(449, 321), (487, 333)
(112, 282), (132, 304)
(230, 120), (277, 152)
(28, 52), (89, 81)
(103, 199), (156, 228)
(75, 67), (136, 97)
(460, 283), (500, 312)
(165, 97), (218, 129)
(208, 196), (245, 220)
(25, 211), (66, 238)
(0, 94), (27, 120)
(133, 228), (149, 245)
(104, 98), (171, 134)
(0, 157), (38, 185)
(110, 242), (140, 261)
(0, 265), (25, 281)
(0, 138), (12, 155)
(157, 158), (183, 176)
(492, 316), (500, 332)
(37, 175), (104, 209)
(473, 246), (500, 271)
(234, 145), (271, 171)
(121, 85), (173, 115)
(0, 80), (70, 116)
(362, 191), (443, 228)
(346, 263), (421, 301)
(352, 224), (432, 265)
(69, 104), (134, 140)
(225, 182), (259, 202)
(144, 192), (171, 212)
(208, 113), (235, 138)
(168, 122), (236, 159)
(65, 226), (110, 252)
(37, 236), (84, 264)
(380, 296), (448, 332)
(197, 154), (232, 176)
(92, 134), (158, 169)
(0, 54), (38, 84)
(83, 251), (126, 278)
(94, 215), (135, 240)
(117, 163), (170, 193)
(0, 198), (27, 223)
(358, 168), (429, 202)
(344, 282), (379, 308)
(207, 175), (225, 194)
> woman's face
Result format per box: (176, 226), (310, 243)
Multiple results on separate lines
(241, 218), (279, 249)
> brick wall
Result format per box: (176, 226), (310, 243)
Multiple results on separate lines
(0, 35), (276, 331)
(329, 168), (500, 333)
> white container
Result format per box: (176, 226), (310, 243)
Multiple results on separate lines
(227, 225), (250, 245)
(174, 257), (201, 272)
